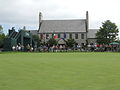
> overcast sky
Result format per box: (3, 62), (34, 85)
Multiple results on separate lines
(0, 0), (120, 36)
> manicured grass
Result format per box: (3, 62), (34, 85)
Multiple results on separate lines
(0, 52), (120, 90)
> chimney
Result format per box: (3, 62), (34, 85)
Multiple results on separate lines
(86, 11), (89, 45)
(39, 12), (42, 30)
(86, 11), (89, 32)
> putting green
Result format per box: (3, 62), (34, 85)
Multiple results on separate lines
(0, 52), (120, 90)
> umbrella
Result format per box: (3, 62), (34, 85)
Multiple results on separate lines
(109, 42), (120, 45)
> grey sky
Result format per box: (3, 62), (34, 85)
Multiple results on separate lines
(0, 0), (120, 36)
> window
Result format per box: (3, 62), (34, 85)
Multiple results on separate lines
(40, 34), (43, 39)
(64, 33), (66, 38)
(75, 33), (78, 39)
(58, 33), (60, 38)
(81, 34), (84, 39)
(69, 33), (72, 39)
(40, 34), (45, 39)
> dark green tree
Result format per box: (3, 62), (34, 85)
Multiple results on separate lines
(66, 39), (76, 48)
(96, 20), (119, 44)
(32, 35), (41, 47)
(0, 25), (3, 34)
(0, 25), (6, 48)
(0, 34), (6, 48)
(47, 38), (57, 47)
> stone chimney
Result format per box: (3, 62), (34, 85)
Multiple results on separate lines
(86, 11), (89, 32)
(39, 12), (42, 30)
(86, 11), (89, 45)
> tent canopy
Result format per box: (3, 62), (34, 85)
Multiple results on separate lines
(109, 42), (120, 45)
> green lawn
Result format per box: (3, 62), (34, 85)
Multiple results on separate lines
(0, 52), (120, 90)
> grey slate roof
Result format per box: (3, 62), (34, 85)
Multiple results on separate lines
(29, 30), (38, 35)
(39, 19), (87, 33)
(88, 29), (99, 38)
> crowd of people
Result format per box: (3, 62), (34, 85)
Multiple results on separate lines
(12, 43), (34, 52)
(11, 43), (120, 52)
(87, 44), (120, 52)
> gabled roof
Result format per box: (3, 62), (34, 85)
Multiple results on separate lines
(38, 19), (87, 33)
(88, 29), (99, 38)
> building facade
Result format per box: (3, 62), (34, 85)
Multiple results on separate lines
(31, 11), (98, 46)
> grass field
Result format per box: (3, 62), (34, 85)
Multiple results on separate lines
(0, 52), (120, 90)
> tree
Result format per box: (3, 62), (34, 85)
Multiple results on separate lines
(96, 20), (119, 44)
(32, 35), (41, 47)
(0, 34), (6, 48)
(0, 25), (6, 48)
(66, 39), (76, 48)
(0, 25), (3, 34)
(47, 38), (57, 47)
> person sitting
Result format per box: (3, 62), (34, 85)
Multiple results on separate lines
(12, 46), (16, 51)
